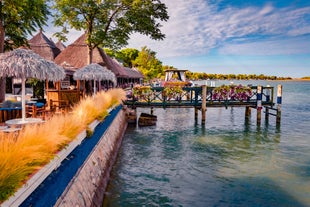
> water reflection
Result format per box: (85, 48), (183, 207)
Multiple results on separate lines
(104, 104), (309, 206)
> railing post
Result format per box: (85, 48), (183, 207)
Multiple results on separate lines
(201, 85), (207, 125)
(276, 85), (282, 124)
(257, 85), (262, 125)
(194, 88), (199, 106)
(265, 85), (270, 102)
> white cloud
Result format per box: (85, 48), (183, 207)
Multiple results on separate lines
(43, 0), (310, 57)
(218, 36), (310, 55)
(127, 0), (310, 58)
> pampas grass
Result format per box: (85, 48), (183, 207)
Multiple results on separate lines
(0, 89), (126, 203)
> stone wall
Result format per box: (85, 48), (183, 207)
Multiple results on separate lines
(54, 109), (127, 207)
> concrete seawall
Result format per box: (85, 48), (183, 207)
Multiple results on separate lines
(54, 107), (127, 207)
(14, 106), (128, 207)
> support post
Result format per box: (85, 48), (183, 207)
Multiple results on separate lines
(276, 85), (282, 124)
(201, 85), (207, 125)
(150, 107), (154, 115)
(265, 107), (269, 121)
(194, 107), (198, 121)
(256, 85), (262, 125)
(245, 106), (251, 120)
(265, 85), (270, 102)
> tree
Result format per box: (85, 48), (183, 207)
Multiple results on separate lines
(53, 0), (169, 65)
(104, 48), (139, 68)
(116, 48), (139, 68)
(0, 0), (50, 102)
(133, 46), (163, 81)
(103, 48), (116, 58)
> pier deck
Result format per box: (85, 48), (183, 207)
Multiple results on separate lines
(123, 85), (282, 125)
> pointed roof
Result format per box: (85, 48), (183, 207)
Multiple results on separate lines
(54, 34), (128, 78)
(124, 67), (144, 79)
(26, 30), (61, 61)
(55, 41), (66, 51)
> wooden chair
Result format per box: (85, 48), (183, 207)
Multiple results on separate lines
(49, 99), (70, 114)
(26, 103), (46, 119)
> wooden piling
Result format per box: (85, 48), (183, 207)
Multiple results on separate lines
(194, 108), (198, 121)
(265, 107), (269, 121)
(201, 85), (207, 125)
(276, 85), (282, 124)
(150, 107), (154, 115)
(257, 85), (262, 125)
(245, 106), (251, 120)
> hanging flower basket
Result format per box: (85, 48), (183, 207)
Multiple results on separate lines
(133, 86), (153, 101)
(163, 85), (184, 100)
(212, 84), (252, 101)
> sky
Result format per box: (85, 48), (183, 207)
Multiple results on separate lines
(44, 0), (310, 78)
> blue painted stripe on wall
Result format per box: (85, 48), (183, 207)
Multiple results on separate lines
(20, 105), (122, 207)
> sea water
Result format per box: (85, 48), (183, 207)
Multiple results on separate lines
(103, 81), (310, 207)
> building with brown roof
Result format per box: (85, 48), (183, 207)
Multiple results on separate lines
(54, 34), (129, 81)
(55, 41), (66, 52)
(26, 30), (61, 61)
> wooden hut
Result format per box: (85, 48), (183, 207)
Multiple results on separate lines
(26, 30), (61, 61)
(54, 34), (128, 81)
(11, 31), (64, 101)
(55, 41), (66, 52)
(52, 34), (134, 105)
(124, 67), (144, 86)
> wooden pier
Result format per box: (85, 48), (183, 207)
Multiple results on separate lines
(123, 84), (282, 125)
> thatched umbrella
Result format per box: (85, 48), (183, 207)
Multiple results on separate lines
(0, 48), (65, 123)
(73, 63), (116, 95)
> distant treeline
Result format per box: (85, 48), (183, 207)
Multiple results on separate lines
(301, 76), (310, 80)
(185, 72), (292, 80)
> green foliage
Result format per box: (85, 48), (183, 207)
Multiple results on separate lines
(103, 48), (116, 58)
(28, 78), (45, 98)
(117, 48), (139, 67)
(53, 0), (169, 51)
(0, 0), (50, 102)
(0, 0), (50, 51)
(185, 72), (291, 80)
(103, 47), (139, 68)
(133, 46), (164, 80)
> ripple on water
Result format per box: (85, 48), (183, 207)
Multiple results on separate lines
(104, 82), (310, 207)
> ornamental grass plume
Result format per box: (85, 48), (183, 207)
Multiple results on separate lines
(0, 88), (126, 203)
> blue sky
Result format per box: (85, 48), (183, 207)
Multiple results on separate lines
(44, 0), (310, 78)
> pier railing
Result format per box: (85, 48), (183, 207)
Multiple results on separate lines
(124, 85), (275, 108)
(124, 84), (282, 125)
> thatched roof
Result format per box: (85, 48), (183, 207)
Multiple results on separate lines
(25, 30), (61, 61)
(73, 63), (116, 85)
(54, 34), (128, 78)
(124, 67), (144, 79)
(55, 41), (66, 51)
(0, 48), (65, 81)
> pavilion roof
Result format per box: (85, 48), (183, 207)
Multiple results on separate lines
(25, 30), (61, 61)
(55, 41), (66, 51)
(124, 67), (144, 79)
(54, 34), (128, 78)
